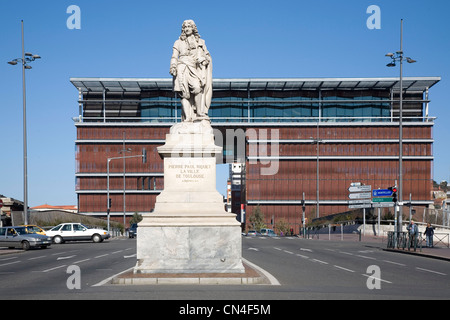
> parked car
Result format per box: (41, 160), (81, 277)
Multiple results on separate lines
(21, 224), (47, 235)
(260, 228), (277, 237)
(128, 223), (138, 238)
(246, 230), (261, 236)
(0, 226), (52, 250)
(46, 223), (110, 244)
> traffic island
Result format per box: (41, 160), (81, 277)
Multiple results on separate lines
(111, 259), (274, 285)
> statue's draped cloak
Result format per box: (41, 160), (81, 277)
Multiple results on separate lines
(171, 37), (213, 115)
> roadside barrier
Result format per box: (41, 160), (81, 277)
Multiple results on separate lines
(387, 231), (422, 252)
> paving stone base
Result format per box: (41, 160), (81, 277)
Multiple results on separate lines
(112, 261), (271, 285)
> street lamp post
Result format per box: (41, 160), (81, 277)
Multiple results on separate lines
(7, 20), (41, 225)
(385, 19), (416, 238)
(119, 132), (132, 231)
(310, 130), (323, 219)
(106, 148), (147, 232)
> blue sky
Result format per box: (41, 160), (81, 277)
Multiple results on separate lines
(1, 0), (449, 206)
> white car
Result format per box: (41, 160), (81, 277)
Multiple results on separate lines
(46, 223), (110, 244)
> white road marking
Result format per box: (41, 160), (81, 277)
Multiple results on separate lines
(73, 258), (91, 264)
(416, 267), (446, 276)
(28, 256), (47, 260)
(52, 251), (69, 256)
(362, 273), (392, 284)
(242, 258), (281, 286)
(0, 256), (19, 261)
(334, 265), (355, 273)
(382, 260), (406, 266)
(57, 255), (76, 260)
(42, 265), (67, 273)
(358, 250), (374, 253)
(311, 259), (328, 265)
(356, 254), (376, 260)
(0, 261), (21, 267)
(92, 267), (134, 287)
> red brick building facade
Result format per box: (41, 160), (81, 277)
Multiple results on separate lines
(71, 77), (439, 228)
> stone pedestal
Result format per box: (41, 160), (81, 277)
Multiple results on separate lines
(134, 121), (245, 274)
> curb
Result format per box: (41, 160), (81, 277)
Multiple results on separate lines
(383, 248), (450, 262)
(0, 249), (23, 256)
(107, 259), (278, 286)
(112, 274), (267, 285)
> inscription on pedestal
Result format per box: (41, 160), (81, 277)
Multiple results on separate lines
(165, 158), (216, 191)
(169, 164), (211, 183)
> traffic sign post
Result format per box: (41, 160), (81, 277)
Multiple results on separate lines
(370, 186), (399, 238)
(348, 183), (372, 204)
(302, 192), (305, 238)
(348, 204), (372, 209)
(348, 199), (371, 204)
(372, 197), (393, 203)
(372, 202), (394, 208)
(372, 189), (393, 197)
(348, 184), (372, 236)
(348, 199), (371, 209)
(348, 192), (371, 200)
(348, 185), (372, 193)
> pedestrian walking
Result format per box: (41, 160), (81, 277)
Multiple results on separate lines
(407, 220), (419, 249)
(424, 223), (434, 248)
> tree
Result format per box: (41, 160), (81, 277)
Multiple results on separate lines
(248, 205), (266, 232)
(274, 218), (290, 235)
(433, 180), (448, 192)
(129, 212), (142, 225)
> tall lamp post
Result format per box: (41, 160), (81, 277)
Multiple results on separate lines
(119, 132), (132, 230)
(310, 125), (324, 219)
(385, 19), (416, 236)
(7, 20), (41, 225)
(106, 148), (147, 232)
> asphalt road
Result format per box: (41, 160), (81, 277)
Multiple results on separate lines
(242, 236), (449, 299)
(0, 237), (136, 299)
(0, 237), (448, 300)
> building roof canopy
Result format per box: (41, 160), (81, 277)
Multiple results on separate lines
(71, 77), (440, 93)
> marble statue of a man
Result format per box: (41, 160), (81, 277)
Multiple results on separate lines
(170, 20), (213, 122)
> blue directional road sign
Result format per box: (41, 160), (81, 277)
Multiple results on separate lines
(372, 189), (393, 197)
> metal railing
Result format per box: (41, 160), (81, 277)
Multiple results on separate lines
(78, 115), (436, 124)
(387, 231), (422, 251)
(431, 233), (450, 248)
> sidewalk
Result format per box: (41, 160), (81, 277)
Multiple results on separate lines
(384, 246), (450, 261)
(358, 236), (450, 261)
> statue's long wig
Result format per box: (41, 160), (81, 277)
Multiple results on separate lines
(179, 20), (201, 41)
